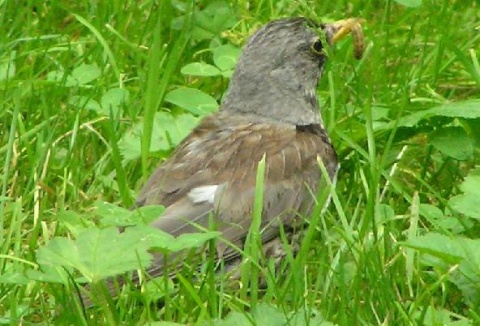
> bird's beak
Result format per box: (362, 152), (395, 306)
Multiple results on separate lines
(323, 18), (366, 59)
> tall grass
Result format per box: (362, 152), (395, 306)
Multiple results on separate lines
(1, 0), (479, 324)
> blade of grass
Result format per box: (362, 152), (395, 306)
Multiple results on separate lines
(241, 154), (266, 308)
(0, 89), (21, 242)
(105, 109), (132, 206)
(141, 2), (193, 175)
(73, 13), (121, 82)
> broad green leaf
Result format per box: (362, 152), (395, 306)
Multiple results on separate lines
(419, 204), (465, 233)
(181, 62), (221, 76)
(405, 233), (480, 306)
(95, 201), (138, 227)
(402, 233), (480, 264)
(252, 304), (286, 325)
(164, 87), (218, 115)
(135, 205), (166, 224)
(47, 64), (101, 87)
(118, 116), (169, 162)
(377, 204), (395, 222)
(118, 112), (199, 163)
(95, 201), (131, 217)
(69, 95), (102, 112)
(211, 304), (284, 326)
(212, 311), (250, 325)
(100, 87), (130, 115)
(46, 70), (77, 86)
(213, 44), (241, 71)
(166, 231), (221, 252)
(289, 307), (333, 326)
(124, 225), (220, 253)
(118, 121), (167, 163)
(398, 99), (480, 127)
(393, 0), (422, 7)
(196, 1), (237, 34)
(68, 63), (101, 86)
(458, 172), (480, 195)
(26, 266), (72, 284)
(118, 124), (145, 162)
(147, 227), (220, 252)
(153, 111), (200, 146)
(448, 170), (480, 220)
(455, 260), (480, 306)
(0, 269), (29, 285)
(370, 106), (390, 121)
(402, 233), (463, 263)
(172, 2), (237, 41)
(449, 194), (480, 220)
(419, 204), (444, 220)
(36, 227), (153, 282)
(127, 225), (175, 248)
(95, 201), (164, 227)
(56, 209), (96, 237)
(211, 304), (332, 326)
(428, 127), (473, 160)
(421, 307), (464, 325)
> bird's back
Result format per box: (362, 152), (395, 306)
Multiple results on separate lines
(135, 110), (338, 278)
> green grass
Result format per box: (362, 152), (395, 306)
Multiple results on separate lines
(1, 0), (480, 324)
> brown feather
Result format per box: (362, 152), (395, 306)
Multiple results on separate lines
(135, 110), (338, 279)
(80, 17), (349, 307)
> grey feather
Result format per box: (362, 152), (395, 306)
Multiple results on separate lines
(82, 17), (343, 306)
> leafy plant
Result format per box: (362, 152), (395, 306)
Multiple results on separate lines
(1, 0), (480, 324)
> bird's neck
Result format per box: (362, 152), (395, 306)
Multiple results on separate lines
(221, 76), (322, 126)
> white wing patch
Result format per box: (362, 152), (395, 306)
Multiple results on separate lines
(188, 185), (219, 204)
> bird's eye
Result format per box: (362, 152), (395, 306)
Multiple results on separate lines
(311, 39), (324, 54)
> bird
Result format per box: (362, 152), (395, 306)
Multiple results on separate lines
(84, 17), (364, 305)
(133, 17), (365, 281)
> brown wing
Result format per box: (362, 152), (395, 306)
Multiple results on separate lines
(136, 110), (338, 277)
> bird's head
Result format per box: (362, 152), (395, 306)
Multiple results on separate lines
(222, 17), (364, 126)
